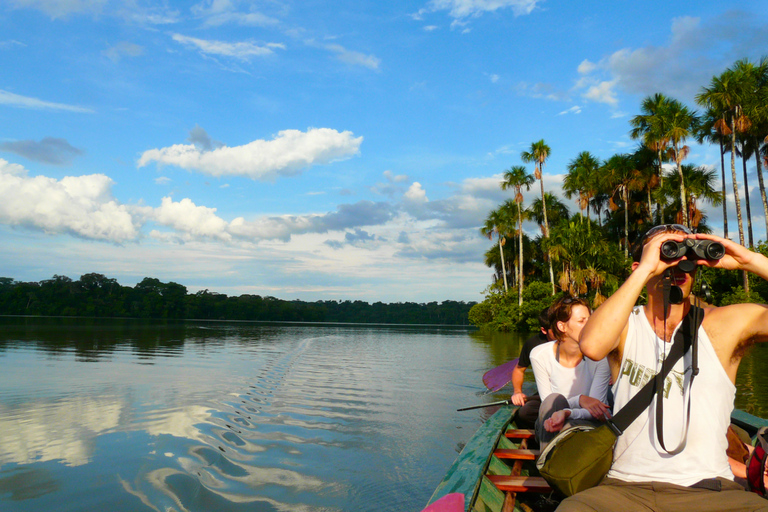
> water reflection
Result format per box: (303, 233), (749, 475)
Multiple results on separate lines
(0, 319), (764, 512)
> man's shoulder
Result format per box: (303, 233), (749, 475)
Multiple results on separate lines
(523, 331), (548, 348)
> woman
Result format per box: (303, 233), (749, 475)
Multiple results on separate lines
(530, 296), (611, 447)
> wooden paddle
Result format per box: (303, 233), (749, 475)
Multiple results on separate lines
(481, 357), (519, 392)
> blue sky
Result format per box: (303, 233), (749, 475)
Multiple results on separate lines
(1, 0), (767, 303)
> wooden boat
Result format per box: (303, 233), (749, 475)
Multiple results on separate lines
(426, 399), (768, 512)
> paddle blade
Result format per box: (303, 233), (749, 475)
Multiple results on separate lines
(482, 358), (519, 392)
(420, 493), (464, 512)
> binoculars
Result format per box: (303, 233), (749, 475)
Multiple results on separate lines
(660, 238), (725, 273)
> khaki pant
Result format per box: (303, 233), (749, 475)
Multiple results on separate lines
(557, 477), (768, 511)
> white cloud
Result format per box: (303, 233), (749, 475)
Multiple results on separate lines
(558, 105), (582, 115)
(404, 182), (428, 203)
(582, 80), (618, 106)
(0, 89), (93, 113)
(138, 128), (363, 180)
(320, 43), (381, 70)
(574, 12), (768, 103)
(9, 0), (107, 19)
(172, 33), (280, 60)
(424, 0), (541, 20)
(192, 0), (279, 27)
(423, 25), (439, 31)
(153, 197), (231, 242)
(0, 159), (138, 242)
(103, 41), (144, 62)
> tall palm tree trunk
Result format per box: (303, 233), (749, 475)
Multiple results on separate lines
(719, 138), (728, 239)
(741, 147), (754, 249)
(729, 126), (748, 292)
(623, 188), (629, 259)
(657, 149), (665, 224)
(754, 136), (768, 238)
(539, 174), (555, 295)
(517, 204), (524, 307)
(498, 236), (508, 293)
(676, 151), (689, 228)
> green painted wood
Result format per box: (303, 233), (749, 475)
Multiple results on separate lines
(487, 455), (512, 476)
(427, 406), (515, 510)
(472, 476), (505, 512)
(731, 409), (768, 434)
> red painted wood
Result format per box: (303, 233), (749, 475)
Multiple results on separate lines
(492, 449), (540, 460)
(487, 475), (552, 493)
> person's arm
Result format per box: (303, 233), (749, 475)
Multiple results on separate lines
(579, 232), (686, 361)
(511, 364), (527, 406)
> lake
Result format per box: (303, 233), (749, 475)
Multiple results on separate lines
(0, 317), (766, 512)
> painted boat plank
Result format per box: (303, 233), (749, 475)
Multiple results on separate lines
(426, 406), (515, 511)
(486, 475), (552, 493)
(731, 409), (768, 433)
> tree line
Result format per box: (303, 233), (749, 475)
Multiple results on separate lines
(473, 56), (768, 331)
(0, 274), (475, 325)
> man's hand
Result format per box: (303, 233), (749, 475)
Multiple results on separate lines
(578, 395), (611, 420)
(511, 392), (527, 406)
(544, 409), (571, 432)
(693, 233), (756, 271)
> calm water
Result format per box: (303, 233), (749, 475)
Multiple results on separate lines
(0, 318), (766, 512)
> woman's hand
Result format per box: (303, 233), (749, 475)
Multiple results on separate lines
(511, 392), (527, 406)
(579, 395), (611, 420)
(544, 409), (571, 432)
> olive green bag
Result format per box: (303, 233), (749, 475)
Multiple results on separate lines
(537, 423), (617, 497)
(536, 306), (703, 497)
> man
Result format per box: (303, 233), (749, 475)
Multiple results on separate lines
(557, 225), (768, 511)
(511, 307), (552, 427)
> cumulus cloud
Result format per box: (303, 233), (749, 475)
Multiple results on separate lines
(0, 159), (138, 242)
(575, 12), (768, 103)
(0, 89), (93, 113)
(172, 33), (282, 60)
(152, 197), (231, 242)
(138, 128), (363, 180)
(0, 137), (83, 165)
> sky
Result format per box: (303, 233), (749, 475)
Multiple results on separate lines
(1, 0), (767, 304)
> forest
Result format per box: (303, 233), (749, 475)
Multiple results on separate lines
(470, 57), (768, 331)
(0, 274), (475, 325)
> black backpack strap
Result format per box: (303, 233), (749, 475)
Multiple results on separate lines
(607, 305), (704, 436)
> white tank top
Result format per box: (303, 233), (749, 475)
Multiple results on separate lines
(607, 306), (735, 485)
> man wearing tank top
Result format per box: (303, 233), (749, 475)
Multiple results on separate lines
(556, 225), (768, 512)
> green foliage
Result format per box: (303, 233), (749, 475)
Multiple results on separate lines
(470, 281), (556, 331)
(0, 274), (476, 325)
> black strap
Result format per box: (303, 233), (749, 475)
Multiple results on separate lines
(607, 305), (704, 435)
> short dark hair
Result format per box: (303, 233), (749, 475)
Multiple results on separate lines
(549, 295), (590, 342)
(538, 307), (550, 330)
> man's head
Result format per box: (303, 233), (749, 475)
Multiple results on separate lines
(631, 224), (692, 263)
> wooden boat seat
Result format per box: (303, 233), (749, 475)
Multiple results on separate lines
(504, 429), (535, 439)
(487, 475), (552, 493)
(492, 448), (540, 460)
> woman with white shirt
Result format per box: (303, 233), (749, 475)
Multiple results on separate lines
(530, 296), (611, 447)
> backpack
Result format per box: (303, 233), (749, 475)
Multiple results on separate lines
(747, 426), (768, 498)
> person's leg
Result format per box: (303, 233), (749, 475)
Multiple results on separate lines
(650, 478), (768, 512)
(516, 394), (540, 428)
(556, 479), (655, 511)
(535, 393), (569, 447)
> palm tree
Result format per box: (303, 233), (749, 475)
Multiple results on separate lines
(601, 154), (645, 258)
(521, 140), (555, 294)
(630, 93), (672, 223)
(481, 207), (514, 293)
(563, 151), (600, 226)
(663, 98), (699, 228)
(662, 164), (722, 232)
(696, 109), (730, 238)
(501, 166), (535, 306)
(696, 69), (749, 254)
